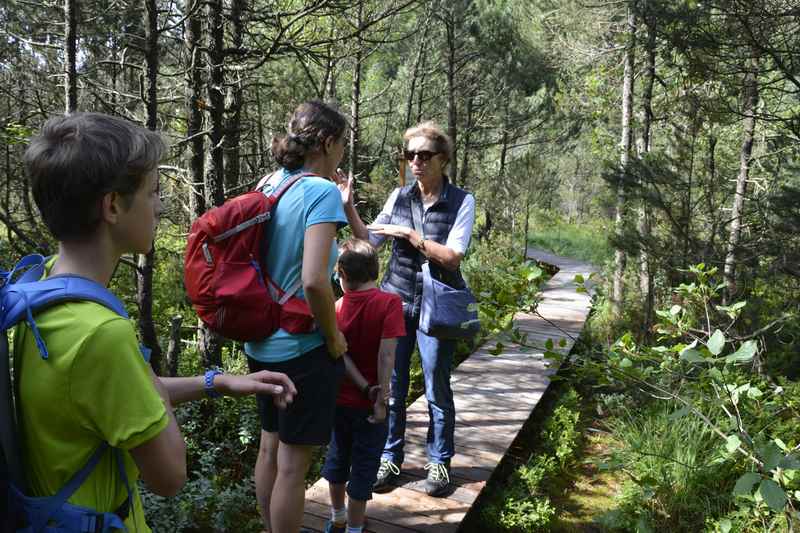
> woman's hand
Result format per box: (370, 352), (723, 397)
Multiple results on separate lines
(367, 224), (413, 240)
(333, 169), (353, 206)
(214, 371), (297, 408)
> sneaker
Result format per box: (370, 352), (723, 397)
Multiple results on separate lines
(373, 458), (400, 492)
(424, 461), (451, 497)
(323, 521), (346, 533)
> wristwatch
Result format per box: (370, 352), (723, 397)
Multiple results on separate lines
(204, 368), (224, 399)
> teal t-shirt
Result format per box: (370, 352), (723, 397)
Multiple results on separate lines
(244, 169), (347, 363)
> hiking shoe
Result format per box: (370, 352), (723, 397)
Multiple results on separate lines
(424, 462), (451, 497)
(373, 458), (400, 492)
(323, 521), (346, 533)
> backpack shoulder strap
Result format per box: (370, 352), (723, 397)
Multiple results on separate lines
(0, 332), (24, 489)
(1, 256), (135, 523)
(3, 274), (128, 360)
(269, 171), (313, 201)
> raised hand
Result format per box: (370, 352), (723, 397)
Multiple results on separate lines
(333, 168), (353, 206)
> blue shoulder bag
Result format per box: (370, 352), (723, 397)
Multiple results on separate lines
(411, 201), (481, 340)
(1, 255), (137, 533)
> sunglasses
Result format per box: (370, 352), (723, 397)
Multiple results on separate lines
(404, 150), (439, 162)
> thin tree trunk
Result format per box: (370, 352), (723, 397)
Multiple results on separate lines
(223, 0), (245, 194)
(724, 56), (759, 302)
(702, 133), (717, 262)
(166, 315), (183, 377)
(612, 6), (636, 318)
(403, 14), (430, 130)
(137, 0), (164, 376)
(636, 7), (655, 329)
(444, 10), (458, 183)
(459, 96), (473, 188)
(201, 0), (225, 367)
(256, 89), (265, 170)
(349, 2), (364, 181)
(205, 0), (225, 207)
(64, 0), (78, 112)
(416, 50), (427, 124)
(185, 0), (205, 215)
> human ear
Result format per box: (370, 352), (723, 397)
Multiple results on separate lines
(323, 136), (335, 154)
(101, 191), (121, 224)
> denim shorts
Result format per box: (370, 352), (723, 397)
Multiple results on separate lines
(321, 406), (389, 501)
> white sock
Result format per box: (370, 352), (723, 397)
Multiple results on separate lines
(331, 507), (347, 524)
(346, 527), (363, 533)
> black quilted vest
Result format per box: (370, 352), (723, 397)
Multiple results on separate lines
(380, 179), (469, 318)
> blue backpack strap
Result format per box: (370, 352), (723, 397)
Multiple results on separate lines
(30, 443), (109, 532)
(1, 255), (136, 531)
(1, 264), (129, 360)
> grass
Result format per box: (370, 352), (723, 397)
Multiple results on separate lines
(527, 212), (613, 267)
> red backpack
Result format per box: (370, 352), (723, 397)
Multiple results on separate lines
(184, 172), (315, 341)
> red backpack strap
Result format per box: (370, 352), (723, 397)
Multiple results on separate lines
(268, 171), (316, 202)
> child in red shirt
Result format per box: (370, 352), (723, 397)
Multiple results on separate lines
(321, 239), (405, 533)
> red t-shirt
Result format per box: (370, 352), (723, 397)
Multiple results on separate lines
(335, 288), (406, 409)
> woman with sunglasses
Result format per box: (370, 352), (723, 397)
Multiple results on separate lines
(336, 121), (476, 498)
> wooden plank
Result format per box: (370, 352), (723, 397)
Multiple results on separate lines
(301, 248), (596, 532)
(307, 482), (467, 532)
(304, 499), (419, 533)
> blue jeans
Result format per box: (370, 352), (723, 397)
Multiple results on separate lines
(322, 406), (388, 501)
(382, 313), (456, 466)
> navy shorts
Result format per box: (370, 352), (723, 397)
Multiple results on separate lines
(247, 344), (344, 445)
(321, 406), (389, 501)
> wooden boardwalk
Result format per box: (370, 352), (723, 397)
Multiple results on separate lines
(302, 248), (596, 532)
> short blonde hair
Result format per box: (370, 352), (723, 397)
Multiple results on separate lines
(403, 121), (453, 168)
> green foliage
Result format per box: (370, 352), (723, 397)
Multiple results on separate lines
(575, 265), (800, 530)
(462, 232), (546, 341)
(526, 210), (613, 267)
(597, 404), (737, 531)
(479, 387), (584, 532)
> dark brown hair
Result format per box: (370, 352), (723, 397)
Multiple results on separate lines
(272, 100), (347, 171)
(337, 238), (379, 285)
(24, 112), (165, 242)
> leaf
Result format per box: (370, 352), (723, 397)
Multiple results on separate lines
(670, 305), (682, 316)
(559, 338), (567, 348)
(680, 349), (706, 363)
(574, 274), (584, 284)
(708, 367), (724, 382)
(726, 435), (742, 454)
(620, 358), (632, 369)
(733, 472), (761, 496)
(526, 266), (543, 281)
(725, 340), (757, 364)
(762, 443), (784, 472)
(746, 386), (763, 399)
(719, 519), (732, 533)
(489, 342), (505, 356)
(759, 479), (787, 511)
(667, 406), (690, 420)
(779, 454), (800, 471)
(545, 338), (554, 350)
(708, 329), (726, 356)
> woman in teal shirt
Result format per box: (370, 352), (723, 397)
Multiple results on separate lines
(245, 101), (349, 533)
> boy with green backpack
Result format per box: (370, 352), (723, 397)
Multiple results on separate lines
(1, 112), (296, 532)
